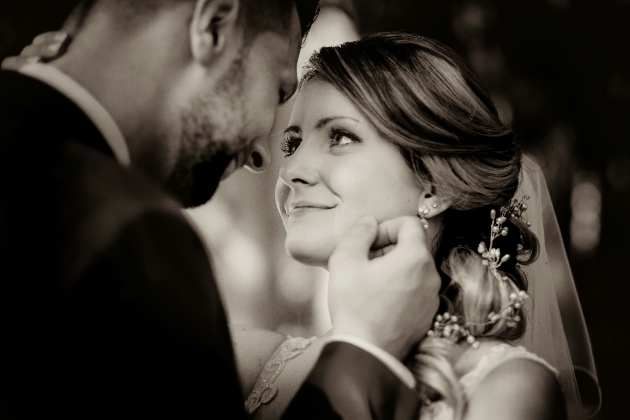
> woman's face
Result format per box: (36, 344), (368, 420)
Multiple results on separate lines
(275, 80), (426, 267)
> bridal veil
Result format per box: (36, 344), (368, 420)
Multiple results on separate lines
(517, 156), (601, 419)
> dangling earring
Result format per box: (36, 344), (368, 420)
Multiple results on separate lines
(418, 205), (430, 229)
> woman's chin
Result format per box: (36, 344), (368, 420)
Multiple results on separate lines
(285, 242), (332, 268)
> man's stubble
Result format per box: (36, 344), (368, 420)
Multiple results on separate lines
(163, 55), (251, 208)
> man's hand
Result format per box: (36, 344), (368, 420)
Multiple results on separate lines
(1, 32), (70, 71)
(328, 216), (441, 361)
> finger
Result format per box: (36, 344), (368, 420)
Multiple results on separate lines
(371, 217), (429, 263)
(33, 32), (69, 46)
(368, 244), (395, 260)
(21, 42), (65, 61)
(329, 216), (378, 264)
(371, 216), (418, 249)
(394, 217), (428, 251)
(1, 56), (41, 70)
(372, 218), (404, 249)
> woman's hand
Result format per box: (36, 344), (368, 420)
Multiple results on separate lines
(1, 32), (71, 70)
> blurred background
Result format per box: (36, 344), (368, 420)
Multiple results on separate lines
(1, 0), (628, 418)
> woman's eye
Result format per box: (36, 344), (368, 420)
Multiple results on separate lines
(332, 134), (353, 146)
(329, 129), (359, 148)
(281, 137), (301, 157)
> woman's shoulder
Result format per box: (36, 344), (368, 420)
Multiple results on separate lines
(464, 349), (566, 419)
(455, 339), (557, 379)
(453, 339), (565, 418)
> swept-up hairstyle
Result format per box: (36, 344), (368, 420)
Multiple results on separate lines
(302, 32), (539, 419)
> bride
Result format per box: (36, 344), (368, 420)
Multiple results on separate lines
(238, 32), (592, 420)
(8, 25), (598, 420)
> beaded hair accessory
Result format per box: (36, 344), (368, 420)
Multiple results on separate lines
(478, 195), (531, 281)
(427, 196), (531, 348)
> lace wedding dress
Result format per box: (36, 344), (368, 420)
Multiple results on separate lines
(420, 343), (557, 420)
(244, 336), (317, 416)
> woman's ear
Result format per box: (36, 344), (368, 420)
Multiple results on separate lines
(418, 193), (450, 219)
(190, 0), (241, 65)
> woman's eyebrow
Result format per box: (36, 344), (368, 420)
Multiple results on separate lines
(315, 116), (360, 129)
(284, 125), (301, 135)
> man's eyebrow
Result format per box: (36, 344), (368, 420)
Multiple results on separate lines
(315, 116), (360, 129)
(284, 125), (301, 135)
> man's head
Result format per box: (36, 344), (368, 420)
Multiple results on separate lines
(57, 0), (319, 207)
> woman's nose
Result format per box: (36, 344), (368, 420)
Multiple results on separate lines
(278, 148), (320, 188)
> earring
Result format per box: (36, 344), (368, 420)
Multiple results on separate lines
(418, 205), (430, 229)
(432, 203), (438, 208)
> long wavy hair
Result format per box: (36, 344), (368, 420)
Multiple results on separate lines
(301, 32), (539, 419)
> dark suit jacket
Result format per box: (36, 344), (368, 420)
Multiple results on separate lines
(0, 70), (421, 419)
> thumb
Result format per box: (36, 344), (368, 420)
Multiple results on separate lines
(329, 216), (378, 265)
(1, 56), (40, 71)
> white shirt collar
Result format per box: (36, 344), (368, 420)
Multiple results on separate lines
(18, 63), (131, 167)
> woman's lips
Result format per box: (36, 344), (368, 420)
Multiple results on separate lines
(286, 201), (336, 216)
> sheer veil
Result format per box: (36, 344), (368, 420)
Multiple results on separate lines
(516, 156), (601, 419)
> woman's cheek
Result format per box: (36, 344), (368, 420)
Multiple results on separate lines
(330, 162), (385, 228)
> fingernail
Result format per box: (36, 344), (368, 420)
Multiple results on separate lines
(357, 215), (377, 227)
(54, 33), (68, 42)
(48, 42), (62, 52)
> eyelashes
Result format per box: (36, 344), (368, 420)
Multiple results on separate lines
(281, 136), (302, 157)
(281, 127), (361, 158)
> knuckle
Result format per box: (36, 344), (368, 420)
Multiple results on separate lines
(33, 32), (52, 44)
(21, 45), (34, 56)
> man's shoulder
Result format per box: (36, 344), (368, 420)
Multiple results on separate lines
(59, 139), (192, 278)
(0, 69), (116, 158)
(64, 138), (179, 216)
(0, 69), (180, 226)
(0, 69), (79, 114)
(0, 70), (198, 281)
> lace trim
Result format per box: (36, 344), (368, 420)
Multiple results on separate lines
(244, 335), (316, 415)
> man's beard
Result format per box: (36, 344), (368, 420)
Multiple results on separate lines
(162, 135), (232, 208)
(163, 58), (250, 208)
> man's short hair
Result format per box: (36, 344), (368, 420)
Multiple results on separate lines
(240, 0), (320, 42)
(70, 0), (319, 42)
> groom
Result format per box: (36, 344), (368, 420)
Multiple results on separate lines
(0, 0), (440, 418)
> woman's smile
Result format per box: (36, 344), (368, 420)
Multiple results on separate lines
(275, 80), (424, 267)
(286, 201), (337, 217)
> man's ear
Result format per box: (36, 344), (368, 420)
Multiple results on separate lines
(190, 0), (241, 65)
